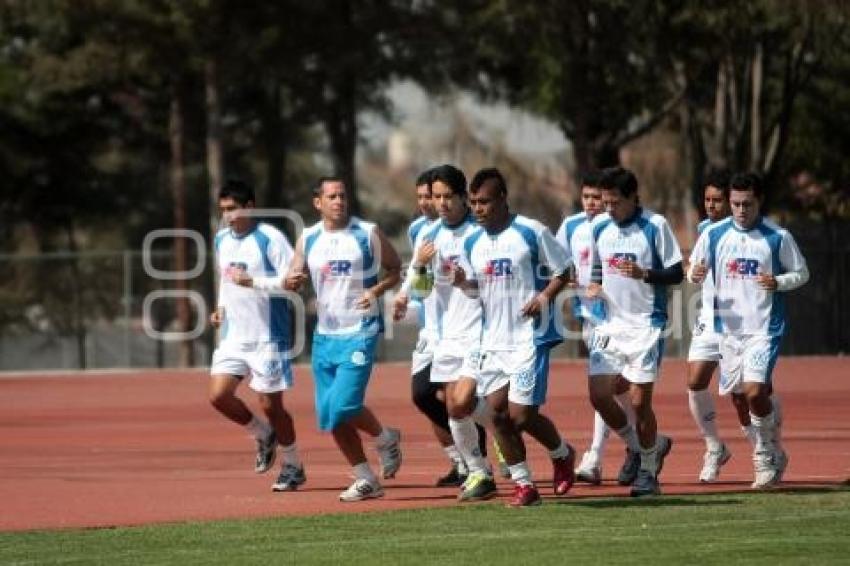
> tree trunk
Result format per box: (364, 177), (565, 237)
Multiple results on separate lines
(205, 58), (225, 240)
(170, 89), (194, 367)
(262, 82), (287, 211)
(66, 221), (87, 369)
(325, 81), (360, 217)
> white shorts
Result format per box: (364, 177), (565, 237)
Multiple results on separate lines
(718, 334), (782, 395)
(431, 338), (478, 383)
(687, 321), (722, 362)
(211, 341), (293, 394)
(410, 330), (435, 375)
(464, 344), (551, 406)
(588, 325), (664, 384)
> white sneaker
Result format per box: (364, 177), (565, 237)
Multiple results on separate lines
(699, 443), (732, 483)
(339, 478), (385, 502)
(377, 428), (402, 479)
(751, 449), (780, 489)
(575, 451), (602, 485)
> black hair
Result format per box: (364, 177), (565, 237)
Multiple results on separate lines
(704, 168), (731, 196)
(313, 176), (345, 197)
(429, 164), (467, 197)
(218, 179), (255, 206)
(469, 167), (507, 195)
(598, 166), (638, 198)
(415, 168), (433, 187)
(580, 169), (602, 189)
(729, 172), (764, 199)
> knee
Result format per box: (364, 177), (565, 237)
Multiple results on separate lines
(491, 408), (512, 432)
(209, 388), (232, 411)
(411, 384), (438, 412)
(510, 408), (533, 431)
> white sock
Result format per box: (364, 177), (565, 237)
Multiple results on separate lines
(508, 461), (533, 486)
(588, 411), (610, 457)
(245, 415), (270, 439)
(616, 424), (642, 452)
(449, 417), (489, 475)
(471, 397), (493, 427)
(375, 427), (394, 447)
(771, 394), (784, 450)
(353, 462), (378, 483)
(688, 389), (722, 452)
(616, 391), (637, 425)
(281, 443), (301, 468)
(443, 445), (465, 469)
(750, 411), (777, 454)
(640, 441), (660, 475)
(741, 425), (757, 447)
(549, 439), (570, 460)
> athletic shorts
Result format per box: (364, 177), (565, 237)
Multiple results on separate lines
(464, 343), (552, 406)
(211, 341), (294, 394)
(311, 333), (379, 431)
(718, 334), (782, 396)
(430, 338), (478, 383)
(588, 325), (665, 384)
(411, 329), (435, 376)
(687, 320), (722, 362)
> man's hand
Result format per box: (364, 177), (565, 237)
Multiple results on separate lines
(210, 306), (224, 328)
(392, 292), (409, 321)
(284, 272), (307, 292)
(618, 259), (645, 280)
(520, 294), (546, 318)
(756, 272), (777, 291)
(354, 289), (377, 312)
(691, 260), (708, 284)
(586, 282), (603, 299)
(414, 241), (436, 267)
(450, 264), (467, 288)
(227, 267), (253, 287)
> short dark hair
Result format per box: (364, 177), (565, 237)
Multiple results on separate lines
(218, 179), (255, 206)
(415, 168), (433, 188)
(704, 168), (731, 196)
(469, 167), (507, 195)
(730, 172), (764, 199)
(598, 166), (638, 198)
(429, 164), (467, 197)
(580, 169), (602, 189)
(313, 176), (345, 197)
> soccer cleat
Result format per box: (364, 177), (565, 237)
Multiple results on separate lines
(377, 428), (403, 479)
(493, 440), (511, 479)
(339, 478), (385, 502)
(254, 429), (277, 474)
(617, 448), (640, 486)
(751, 449), (780, 489)
(508, 483), (542, 507)
(552, 445), (576, 496)
(457, 472), (498, 502)
(271, 464), (306, 492)
(630, 469), (661, 497)
(655, 435), (674, 477)
(699, 443), (732, 483)
(575, 451), (602, 486)
(435, 465), (467, 487)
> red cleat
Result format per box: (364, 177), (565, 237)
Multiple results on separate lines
(508, 483), (542, 507)
(552, 445), (576, 496)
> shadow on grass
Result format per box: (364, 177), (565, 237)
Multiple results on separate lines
(561, 497), (742, 509)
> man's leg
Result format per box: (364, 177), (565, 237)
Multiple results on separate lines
(688, 360), (731, 481)
(258, 391), (307, 491)
(746, 381), (784, 488)
(412, 367), (467, 484)
(448, 378), (497, 501)
(209, 374), (275, 473)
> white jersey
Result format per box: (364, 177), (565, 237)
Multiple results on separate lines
(214, 223), (294, 344)
(418, 214), (482, 343)
(463, 214), (570, 350)
(404, 215), (439, 333)
(591, 208), (683, 329)
(692, 218), (722, 330)
(303, 216), (382, 336)
(556, 211), (607, 324)
(697, 216), (807, 336)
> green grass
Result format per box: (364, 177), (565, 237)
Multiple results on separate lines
(2, 488), (849, 565)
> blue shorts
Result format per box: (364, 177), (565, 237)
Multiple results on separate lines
(311, 333), (379, 431)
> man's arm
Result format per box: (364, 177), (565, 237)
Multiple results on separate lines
(355, 227), (401, 310)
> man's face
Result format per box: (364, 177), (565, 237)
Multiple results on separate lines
(704, 185), (729, 222)
(313, 181), (347, 223)
(469, 179), (506, 229)
(431, 180), (465, 225)
(581, 185), (604, 218)
(729, 188), (761, 229)
(601, 187), (637, 223)
(416, 183), (436, 218)
(219, 196), (254, 233)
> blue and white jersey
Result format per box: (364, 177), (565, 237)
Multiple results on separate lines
(419, 214), (482, 343)
(463, 214), (570, 350)
(304, 216), (382, 336)
(556, 211), (607, 324)
(701, 216), (807, 336)
(691, 218), (723, 330)
(215, 223), (293, 344)
(407, 215), (434, 251)
(591, 208), (683, 329)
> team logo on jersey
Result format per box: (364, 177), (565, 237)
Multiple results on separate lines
(578, 248), (591, 267)
(439, 255), (460, 274)
(483, 258), (513, 278)
(224, 262), (248, 278)
(605, 252), (637, 273)
(725, 258), (760, 279)
(320, 259), (353, 281)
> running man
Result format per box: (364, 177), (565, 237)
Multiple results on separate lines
(690, 172), (808, 489)
(454, 167), (577, 507)
(557, 171), (637, 486)
(208, 179), (305, 492)
(587, 166), (683, 497)
(286, 176), (404, 501)
(686, 170), (755, 482)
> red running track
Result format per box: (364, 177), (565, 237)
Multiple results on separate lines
(0, 357), (847, 531)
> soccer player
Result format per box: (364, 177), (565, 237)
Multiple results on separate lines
(285, 176), (404, 501)
(587, 166), (683, 497)
(208, 179), (305, 492)
(557, 171), (637, 486)
(393, 169), (479, 487)
(453, 167), (576, 507)
(690, 172), (808, 489)
(686, 170), (755, 482)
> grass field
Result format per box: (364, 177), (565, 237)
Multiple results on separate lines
(2, 488), (848, 565)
